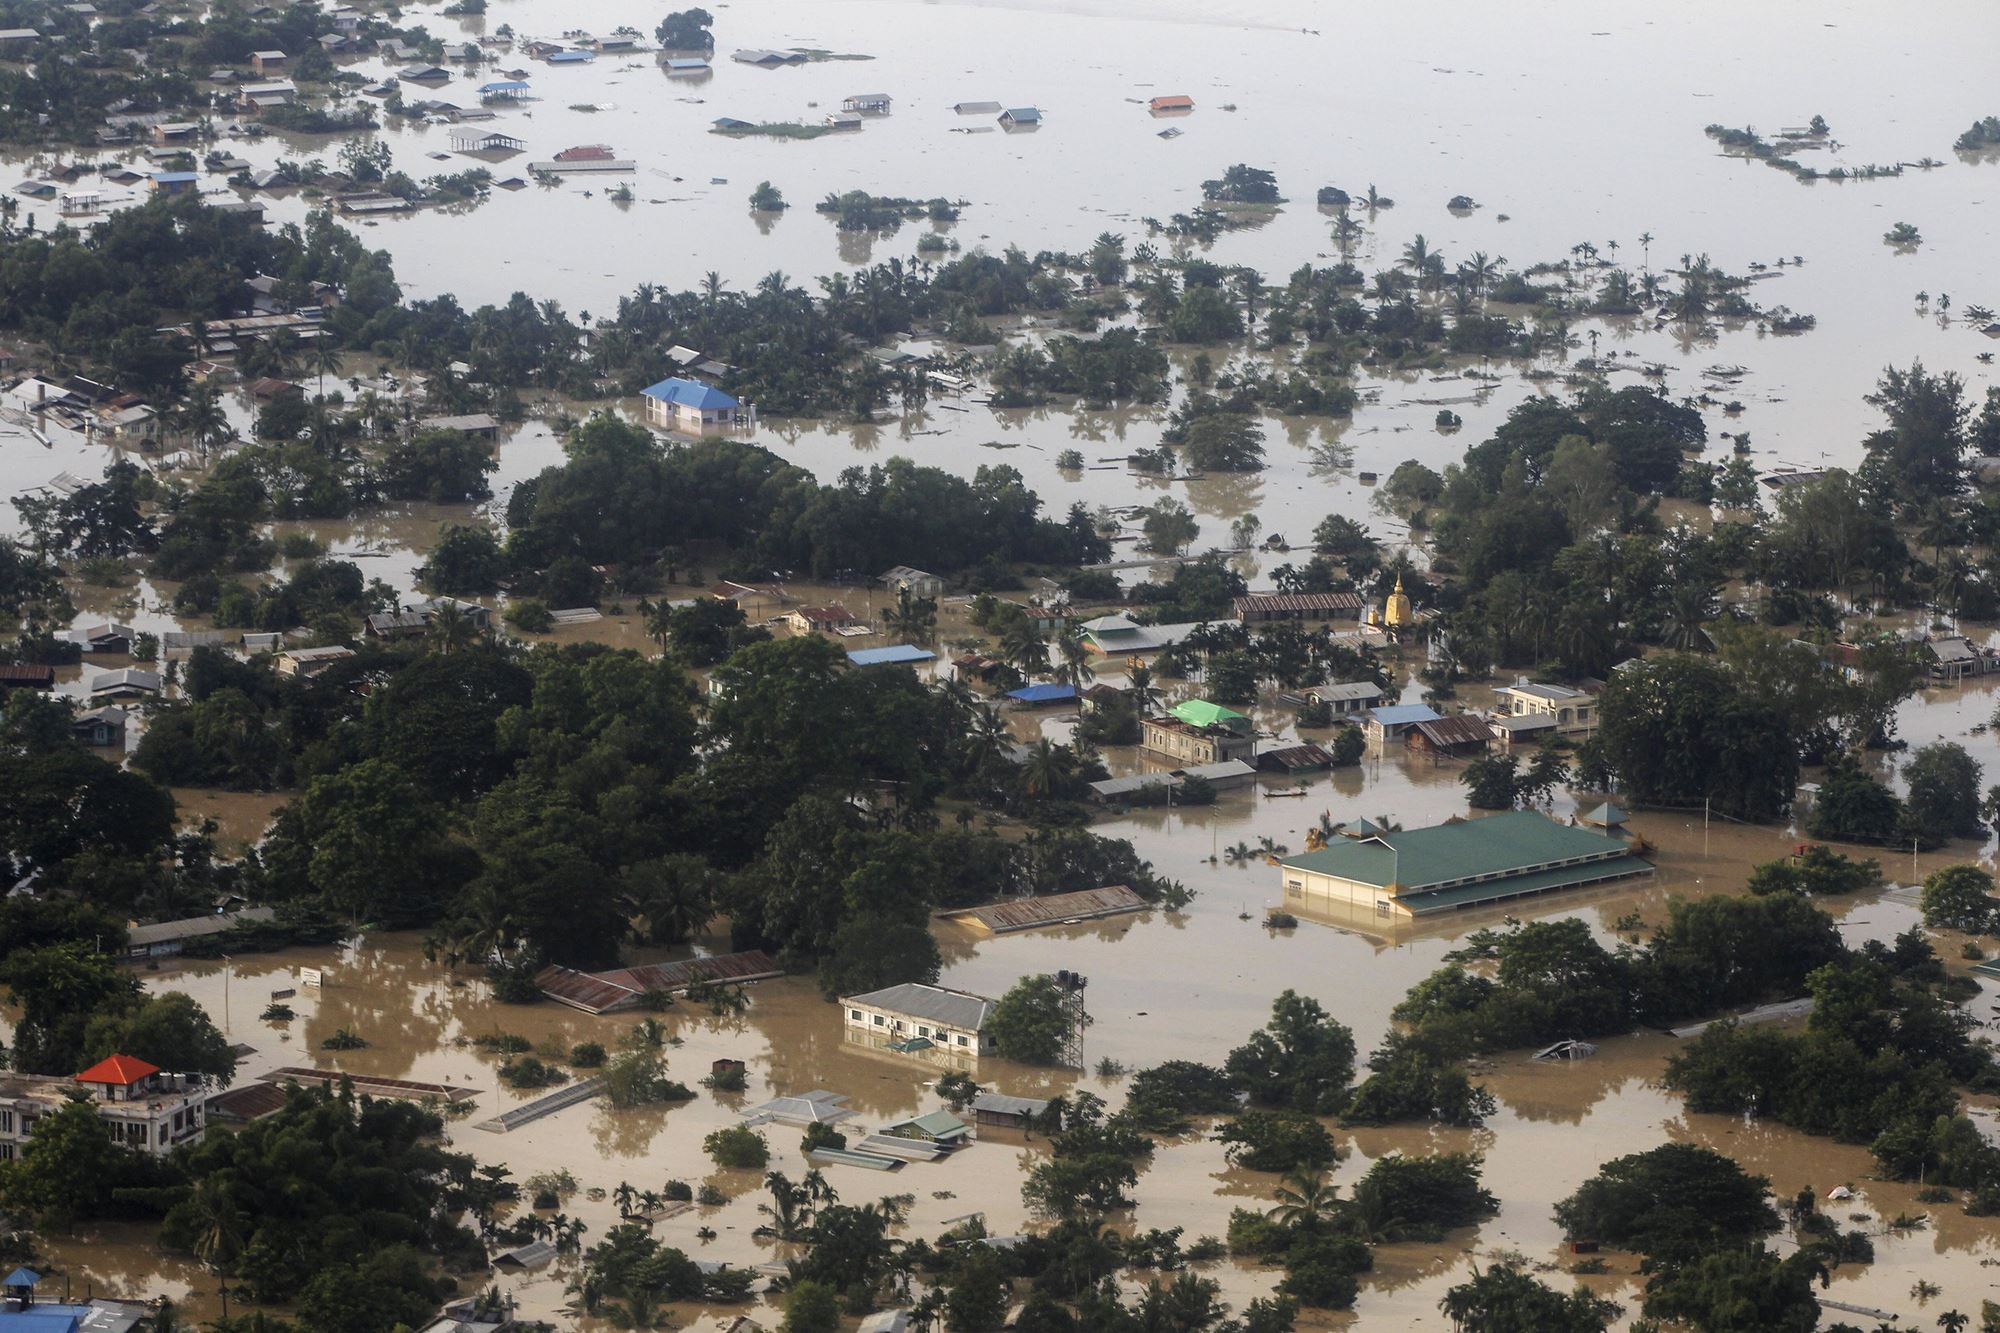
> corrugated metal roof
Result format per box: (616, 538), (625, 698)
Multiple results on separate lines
(1412, 714), (1494, 748)
(971, 1091), (1051, 1118)
(643, 376), (737, 409)
(1234, 592), (1362, 614)
(1279, 810), (1644, 894)
(848, 645), (935, 667)
(125, 906), (275, 947)
(947, 885), (1148, 933)
(1170, 699), (1247, 728)
(1368, 703), (1441, 727)
(842, 982), (993, 1031)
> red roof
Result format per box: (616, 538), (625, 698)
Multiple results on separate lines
(76, 1053), (160, 1085)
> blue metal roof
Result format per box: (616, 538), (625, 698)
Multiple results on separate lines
(848, 645), (935, 667)
(642, 376), (738, 409)
(1368, 703), (1442, 726)
(546, 49), (593, 61)
(0, 1313), (83, 1333)
(2, 1270), (39, 1287)
(1006, 683), (1078, 703)
(152, 172), (198, 183)
(478, 79), (528, 91)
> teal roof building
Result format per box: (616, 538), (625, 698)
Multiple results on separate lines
(1276, 809), (1652, 918)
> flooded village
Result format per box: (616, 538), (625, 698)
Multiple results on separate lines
(7, 1), (2000, 1332)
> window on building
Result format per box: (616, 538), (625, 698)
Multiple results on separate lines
(1376, 900), (1392, 917)
(917, 1026), (930, 1038)
(872, 1014), (885, 1026)
(0, 1144), (12, 1161)
(849, 1009), (862, 1020)
(956, 1035), (969, 1046)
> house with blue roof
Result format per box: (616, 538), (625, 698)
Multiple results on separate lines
(1363, 702), (1441, 743)
(642, 376), (740, 431)
(1006, 682), (1077, 706)
(148, 172), (197, 194)
(847, 644), (935, 668)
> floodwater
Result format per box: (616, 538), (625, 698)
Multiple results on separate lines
(8, 0), (2000, 576)
(25, 753), (2000, 1331)
(12, 0), (2000, 1325)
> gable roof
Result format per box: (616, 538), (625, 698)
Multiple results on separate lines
(1368, 703), (1440, 727)
(841, 982), (994, 1031)
(77, 1053), (160, 1084)
(1413, 714), (1494, 748)
(641, 376), (738, 410)
(1278, 809), (1639, 894)
(1170, 698), (1247, 729)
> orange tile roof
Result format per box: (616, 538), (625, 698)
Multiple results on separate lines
(76, 1053), (160, 1085)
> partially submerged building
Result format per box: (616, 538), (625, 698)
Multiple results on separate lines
(0, 1054), (210, 1159)
(1142, 699), (1254, 765)
(1493, 678), (1597, 737)
(1275, 809), (1653, 922)
(840, 982), (995, 1064)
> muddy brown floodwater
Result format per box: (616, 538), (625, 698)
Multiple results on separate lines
(8, 0), (2000, 1324)
(24, 708), (2000, 1332)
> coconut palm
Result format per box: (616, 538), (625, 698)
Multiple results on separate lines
(1052, 621), (1096, 692)
(1000, 620), (1048, 679)
(187, 1178), (245, 1274)
(1267, 1169), (1340, 1229)
(1126, 663), (1159, 717)
(1020, 739), (1072, 800)
(883, 585), (938, 643)
(426, 603), (478, 655)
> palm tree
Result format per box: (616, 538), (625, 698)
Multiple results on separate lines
(1126, 663), (1159, 717)
(185, 1178), (245, 1315)
(1267, 1169), (1340, 1229)
(1662, 581), (1715, 651)
(426, 603), (477, 655)
(309, 335), (342, 398)
(1938, 1313), (1969, 1333)
(1020, 739), (1071, 800)
(1000, 620), (1048, 679)
(756, 1172), (810, 1240)
(883, 586), (937, 643)
(1400, 234), (1433, 278)
(1051, 621), (1095, 692)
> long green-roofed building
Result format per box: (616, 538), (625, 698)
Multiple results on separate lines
(1276, 809), (1652, 919)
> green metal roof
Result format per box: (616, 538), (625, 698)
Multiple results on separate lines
(1278, 810), (1642, 893)
(1582, 802), (1629, 826)
(1171, 699), (1248, 728)
(1395, 855), (1654, 914)
(890, 1109), (972, 1139)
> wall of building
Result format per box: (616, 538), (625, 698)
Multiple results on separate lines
(1280, 868), (1400, 920)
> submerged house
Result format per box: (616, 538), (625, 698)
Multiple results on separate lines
(1493, 678), (1597, 736)
(1276, 809), (1653, 922)
(641, 376), (740, 430)
(1140, 698), (1253, 765)
(840, 982), (995, 1064)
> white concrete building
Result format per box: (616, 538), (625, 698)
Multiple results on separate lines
(0, 1054), (209, 1159)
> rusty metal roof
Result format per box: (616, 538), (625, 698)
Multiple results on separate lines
(1234, 592), (1363, 615)
(945, 885), (1148, 933)
(1412, 714), (1496, 749)
(538, 950), (785, 1014)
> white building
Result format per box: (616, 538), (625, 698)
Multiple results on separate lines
(641, 376), (741, 431)
(0, 1054), (208, 1159)
(840, 983), (995, 1065)
(1493, 679), (1597, 736)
